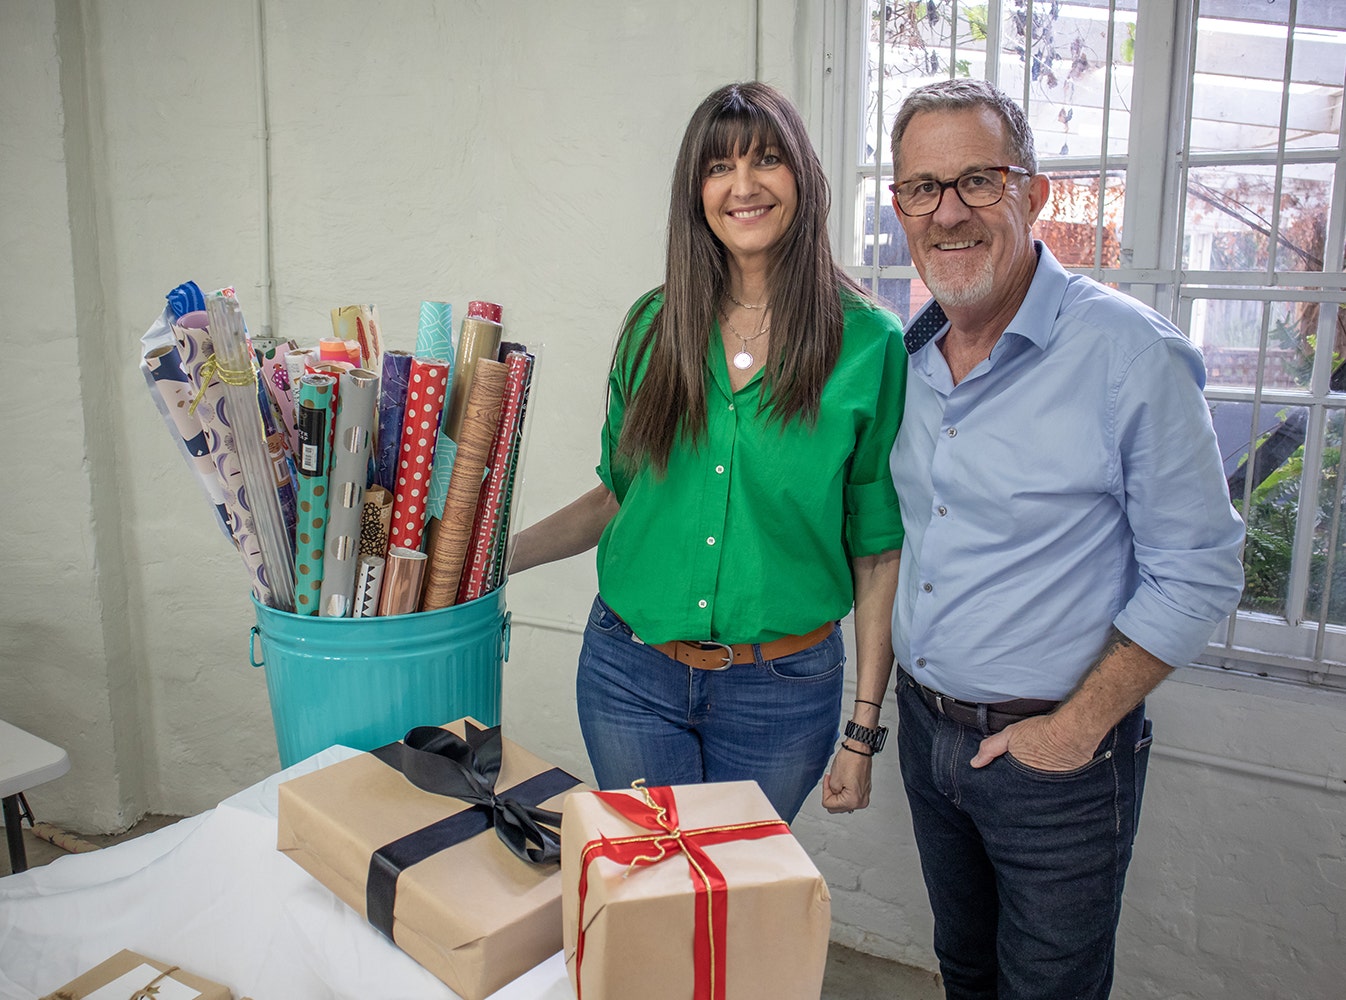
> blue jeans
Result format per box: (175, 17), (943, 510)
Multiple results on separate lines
(576, 595), (844, 822)
(895, 669), (1153, 1000)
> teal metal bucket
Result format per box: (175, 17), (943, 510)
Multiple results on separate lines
(249, 587), (509, 768)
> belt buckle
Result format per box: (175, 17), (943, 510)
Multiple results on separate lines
(934, 691), (946, 716)
(694, 641), (734, 671)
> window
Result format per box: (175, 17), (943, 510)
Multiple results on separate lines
(831, 0), (1346, 690)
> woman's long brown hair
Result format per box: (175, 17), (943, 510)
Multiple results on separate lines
(614, 81), (866, 475)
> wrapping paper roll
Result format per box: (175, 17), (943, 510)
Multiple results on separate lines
(173, 313), (272, 606)
(255, 365), (300, 554)
(373, 350), (414, 492)
(352, 554), (386, 618)
(416, 301), (454, 362)
(319, 368), (379, 617)
(378, 546), (427, 616)
(468, 300), (503, 324)
(360, 485), (393, 558)
(458, 351), (534, 603)
(488, 355), (536, 589)
(203, 289), (297, 611)
(387, 358), (450, 553)
(284, 348), (316, 387)
(442, 315), (502, 442)
(293, 373), (337, 615)
(331, 303), (384, 373)
(142, 337), (232, 541)
(258, 339), (300, 454)
(421, 359), (508, 611)
(319, 338), (349, 363)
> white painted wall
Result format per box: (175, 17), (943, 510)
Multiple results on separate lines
(2, 2), (1342, 997)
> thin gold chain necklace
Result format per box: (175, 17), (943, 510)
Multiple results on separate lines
(721, 306), (770, 371)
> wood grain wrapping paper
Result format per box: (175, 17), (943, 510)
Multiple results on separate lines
(420, 359), (508, 611)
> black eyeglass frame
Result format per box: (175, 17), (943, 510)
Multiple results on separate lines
(889, 165), (1031, 217)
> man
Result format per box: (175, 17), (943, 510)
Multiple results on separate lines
(883, 79), (1245, 998)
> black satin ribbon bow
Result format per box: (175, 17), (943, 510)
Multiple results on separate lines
(364, 722), (580, 940)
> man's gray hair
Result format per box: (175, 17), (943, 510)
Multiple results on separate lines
(891, 79), (1038, 176)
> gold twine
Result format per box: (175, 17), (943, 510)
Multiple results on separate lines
(188, 354), (259, 415)
(37, 964), (180, 1000)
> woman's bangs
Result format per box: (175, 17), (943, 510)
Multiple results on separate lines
(702, 108), (784, 167)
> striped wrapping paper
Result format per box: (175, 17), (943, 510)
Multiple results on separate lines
(456, 350), (534, 603)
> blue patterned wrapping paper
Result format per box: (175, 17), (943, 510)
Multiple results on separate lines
(373, 351), (414, 493)
(417, 301), (457, 520)
(142, 321), (234, 542)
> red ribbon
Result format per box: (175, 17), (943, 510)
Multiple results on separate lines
(574, 784), (790, 1000)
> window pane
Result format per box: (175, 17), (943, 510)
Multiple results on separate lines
(1034, 170), (1125, 267)
(1181, 163), (1333, 274)
(867, 1), (1138, 170)
(1308, 410), (1346, 626)
(1190, 9), (1291, 155)
(1286, 24), (1346, 152)
(1223, 401), (1311, 619)
(1196, 298), (1319, 390)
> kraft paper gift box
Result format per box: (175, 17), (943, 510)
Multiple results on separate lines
(561, 780), (831, 1000)
(40, 949), (232, 999)
(276, 718), (584, 1000)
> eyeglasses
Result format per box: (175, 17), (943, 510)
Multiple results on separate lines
(889, 165), (1031, 217)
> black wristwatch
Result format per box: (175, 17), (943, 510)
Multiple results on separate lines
(844, 719), (889, 754)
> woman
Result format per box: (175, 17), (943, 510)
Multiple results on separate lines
(510, 81), (905, 822)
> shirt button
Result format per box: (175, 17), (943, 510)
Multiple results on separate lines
(716, 465), (725, 474)
(916, 657), (927, 667)
(937, 505), (947, 516)
(706, 536), (716, 546)
(922, 582), (933, 592)
(946, 427), (957, 438)
(728, 403), (735, 410)
(698, 599), (708, 608)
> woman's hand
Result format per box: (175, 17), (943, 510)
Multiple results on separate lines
(821, 742), (873, 813)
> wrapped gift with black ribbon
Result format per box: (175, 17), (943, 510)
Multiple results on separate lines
(277, 718), (584, 1000)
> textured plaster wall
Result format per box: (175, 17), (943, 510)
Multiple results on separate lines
(1, 1), (1342, 997)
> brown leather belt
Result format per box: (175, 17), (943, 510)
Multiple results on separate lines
(646, 621), (836, 671)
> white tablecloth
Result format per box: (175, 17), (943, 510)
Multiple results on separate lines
(0, 747), (572, 999)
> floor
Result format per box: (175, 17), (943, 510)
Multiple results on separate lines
(3, 815), (944, 999)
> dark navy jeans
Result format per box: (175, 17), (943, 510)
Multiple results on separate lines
(896, 669), (1153, 1000)
(576, 594), (844, 822)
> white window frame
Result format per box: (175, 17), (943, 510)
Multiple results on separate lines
(818, 0), (1346, 692)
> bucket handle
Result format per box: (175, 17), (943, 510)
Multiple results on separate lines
(250, 626), (265, 668)
(502, 610), (512, 663)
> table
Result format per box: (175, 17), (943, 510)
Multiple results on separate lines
(0, 720), (70, 874)
(0, 746), (572, 999)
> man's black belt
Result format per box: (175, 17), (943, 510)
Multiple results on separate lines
(905, 671), (1059, 734)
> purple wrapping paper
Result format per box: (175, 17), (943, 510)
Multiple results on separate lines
(374, 350), (414, 493)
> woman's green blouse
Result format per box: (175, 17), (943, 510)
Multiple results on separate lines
(595, 291), (907, 646)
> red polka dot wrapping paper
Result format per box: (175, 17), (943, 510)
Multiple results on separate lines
(388, 358), (450, 553)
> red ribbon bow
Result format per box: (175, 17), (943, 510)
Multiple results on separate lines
(574, 783), (790, 1000)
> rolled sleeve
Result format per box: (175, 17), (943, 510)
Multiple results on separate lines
(845, 477), (904, 556)
(1112, 338), (1246, 666)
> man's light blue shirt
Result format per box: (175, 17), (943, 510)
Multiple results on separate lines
(890, 242), (1245, 702)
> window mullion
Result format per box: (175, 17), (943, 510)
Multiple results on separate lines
(1118, 0), (1184, 314)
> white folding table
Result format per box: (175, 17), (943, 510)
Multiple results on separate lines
(0, 720), (71, 874)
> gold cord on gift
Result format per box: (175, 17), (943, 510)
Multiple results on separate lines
(129, 967), (181, 1000)
(188, 354), (260, 415)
